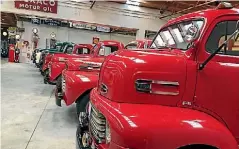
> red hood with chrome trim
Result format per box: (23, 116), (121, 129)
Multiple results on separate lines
(98, 49), (187, 106)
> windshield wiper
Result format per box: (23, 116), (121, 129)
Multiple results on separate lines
(199, 27), (239, 70)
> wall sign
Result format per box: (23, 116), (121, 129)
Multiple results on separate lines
(42, 19), (61, 26)
(70, 22), (97, 31)
(15, 0), (58, 14)
(31, 18), (41, 25)
(97, 26), (111, 33)
(31, 18), (61, 26)
(93, 37), (99, 44)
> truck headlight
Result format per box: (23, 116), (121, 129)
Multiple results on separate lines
(106, 121), (111, 144)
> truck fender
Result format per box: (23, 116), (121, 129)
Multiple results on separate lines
(64, 72), (98, 106)
(50, 62), (65, 81)
(91, 93), (238, 149)
(75, 89), (92, 103)
(124, 109), (237, 149)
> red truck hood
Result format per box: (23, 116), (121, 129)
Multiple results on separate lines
(66, 57), (105, 71)
(98, 49), (187, 106)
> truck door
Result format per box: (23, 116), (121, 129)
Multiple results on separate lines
(195, 16), (239, 142)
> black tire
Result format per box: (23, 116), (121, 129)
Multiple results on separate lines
(76, 124), (91, 149)
(180, 145), (217, 149)
(56, 75), (62, 92)
(40, 66), (44, 75)
(76, 93), (90, 117)
(43, 69), (48, 84)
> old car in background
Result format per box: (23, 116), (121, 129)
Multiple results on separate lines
(55, 40), (126, 115)
(44, 44), (93, 84)
(55, 39), (152, 116)
(39, 42), (72, 75)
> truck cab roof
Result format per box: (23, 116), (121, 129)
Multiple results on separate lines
(165, 8), (239, 28)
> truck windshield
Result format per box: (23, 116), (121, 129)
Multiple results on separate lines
(151, 19), (204, 50)
(61, 44), (69, 52)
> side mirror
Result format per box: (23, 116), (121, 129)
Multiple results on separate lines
(185, 24), (200, 43)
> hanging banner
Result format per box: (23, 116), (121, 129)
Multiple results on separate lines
(14, 0), (58, 14)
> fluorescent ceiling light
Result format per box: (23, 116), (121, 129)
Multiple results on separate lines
(126, 0), (140, 6)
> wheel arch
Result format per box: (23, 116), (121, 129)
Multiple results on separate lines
(177, 144), (218, 149)
(95, 98), (238, 149)
(75, 88), (92, 103)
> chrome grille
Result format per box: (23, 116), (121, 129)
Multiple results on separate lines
(62, 76), (66, 93)
(89, 104), (106, 143)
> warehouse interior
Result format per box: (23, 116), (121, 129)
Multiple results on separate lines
(1, 1), (239, 149)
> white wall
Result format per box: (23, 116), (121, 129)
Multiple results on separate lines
(1, 1), (173, 39)
(17, 21), (136, 49)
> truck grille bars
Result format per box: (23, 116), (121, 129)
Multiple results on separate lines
(89, 104), (106, 143)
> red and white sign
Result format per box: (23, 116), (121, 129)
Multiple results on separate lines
(93, 37), (100, 44)
(15, 0), (57, 14)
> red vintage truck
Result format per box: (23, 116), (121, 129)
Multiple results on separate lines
(50, 39), (151, 85)
(55, 39), (151, 115)
(40, 42), (72, 76)
(55, 40), (124, 106)
(44, 44), (93, 84)
(76, 3), (239, 149)
(48, 41), (125, 85)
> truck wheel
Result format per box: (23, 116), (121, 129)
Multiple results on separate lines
(56, 75), (62, 92)
(43, 69), (48, 84)
(76, 93), (90, 117)
(40, 68), (44, 76)
(76, 124), (91, 149)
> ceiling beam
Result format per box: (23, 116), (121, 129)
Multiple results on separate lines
(159, 0), (217, 19)
(90, 1), (96, 9)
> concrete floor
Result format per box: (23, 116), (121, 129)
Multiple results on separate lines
(1, 61), (78, 149)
